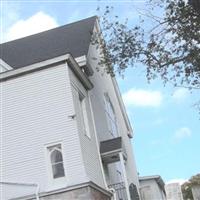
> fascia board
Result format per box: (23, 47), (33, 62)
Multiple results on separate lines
(112, 77), (133, 138)
(0, 54), (70, 81)
(0, 59), (13, 70)
(0, 54), (93, 90)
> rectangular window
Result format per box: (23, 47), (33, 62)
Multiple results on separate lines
(104, 93), (118, 137)
(79, 93), (91, 138)
(47, 144), (65, 179)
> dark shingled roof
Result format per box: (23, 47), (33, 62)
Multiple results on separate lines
(0, 16), (97, 69)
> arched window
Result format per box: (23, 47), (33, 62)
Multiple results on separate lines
(129, 183), (140, 200)
(104, 93), (118, 137)
(48, 144), (65, 179)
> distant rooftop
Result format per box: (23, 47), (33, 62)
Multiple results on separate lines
(139, 175), (162, 181)
(0, 16), (97, 69)
(139, 175), (166, 194)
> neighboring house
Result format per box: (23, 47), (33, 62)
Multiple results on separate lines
(165, 182), (183, 200)
(0, 16), (140, 200)
(192, 185), (200, 200)
(139, 175), (166, 200)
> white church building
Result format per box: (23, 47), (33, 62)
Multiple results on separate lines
(0, 16), (140, 200)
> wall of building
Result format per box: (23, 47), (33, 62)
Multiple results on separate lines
(68, 67), (106, 189)
(0, 63), (89, 198)
(38, 186), (111, 200)
(140, 179), (166, 200)
(0, 20), (140, 199)
(86, 26), (140, 191)
(165, 183), (183, 200)
(0, 184), (37, 200)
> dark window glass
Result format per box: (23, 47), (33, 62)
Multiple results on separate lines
(49, 147), (65, 179)
(129, 183), (140, 200)
(51, 149), (63, 163)
(52, 163), (65, 178)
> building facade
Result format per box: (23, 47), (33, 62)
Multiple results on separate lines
(165, 183), (183, 200)
(0, 16), (139, 200)
(139, 175), (166, 200)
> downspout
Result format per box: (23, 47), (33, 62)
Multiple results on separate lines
(0, 182), (40, 200)
(35, 183), (40, 200)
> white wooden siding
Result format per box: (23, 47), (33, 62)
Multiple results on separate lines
(87, 42), (140, 188)
(140, 179), (166, 200)
(1, 29), (139, 199)
(69, 68), (106, 189)
(0, 63), (88, 198)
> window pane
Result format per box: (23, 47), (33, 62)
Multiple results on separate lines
(104, 94), (118, 137)
(129, 183), (140, 200)
(52, 163), (65, 178)
(51, 149), (63, 164)
(79, 93), (90, 138)
(112, 121), (118, 137)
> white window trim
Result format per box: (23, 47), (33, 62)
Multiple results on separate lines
(44, 141), (67, 190)
(104, 93), (118, 138)
(71, 82), (92, 139)
(0, 59), (13, 73)
(79, 91), (91, 139)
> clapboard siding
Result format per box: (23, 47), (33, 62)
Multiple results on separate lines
(140, 179), (166, 200)
(0, 63), (88, 196)
(87, 41), (140, 188)
(68, 68), (106, 189)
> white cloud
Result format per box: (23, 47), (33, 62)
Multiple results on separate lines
(122, 88), (163, 107)
(174, 127), (192, 140)
(172, 88), (189, 102)
(5, 11), (58, 42)
(166, 179), (187, 185)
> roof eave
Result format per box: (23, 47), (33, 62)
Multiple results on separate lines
(0, 59), (13, 71)
(0, 54), (93, 90)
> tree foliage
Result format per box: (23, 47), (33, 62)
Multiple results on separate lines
(182, 181), (194, 200)
(189, 173), (200, 185)
(181, 174), (200, 200)
(94, 0), (200, 90)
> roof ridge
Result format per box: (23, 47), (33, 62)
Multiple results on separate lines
(1, 16), (97, 68)
(0, 15), (97, 45)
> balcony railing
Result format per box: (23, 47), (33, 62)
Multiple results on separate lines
(108, 182), (128, 200)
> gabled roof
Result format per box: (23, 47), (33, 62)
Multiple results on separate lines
(0, 16), (97, 69)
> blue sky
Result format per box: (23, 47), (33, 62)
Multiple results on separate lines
(1, 0), (199, 183)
